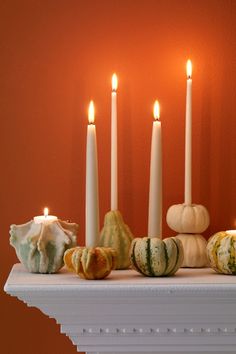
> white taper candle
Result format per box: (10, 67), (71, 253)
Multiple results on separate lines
(86, 101), (99, 247)
(148, 100), (162, 238)
(111, 73), (118, 210)
(185, 59), (192, 205)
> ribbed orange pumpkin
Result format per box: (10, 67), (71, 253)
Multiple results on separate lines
(64, 246), (117, 280)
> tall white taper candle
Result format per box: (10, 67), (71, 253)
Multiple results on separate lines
(86, 101), (99, 247)
(185, 59), (192, 205)
(148, 100), (162, 238)
(111, 73), (118, 210)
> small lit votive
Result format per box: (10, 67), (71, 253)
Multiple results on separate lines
(34, 207), (58, 224)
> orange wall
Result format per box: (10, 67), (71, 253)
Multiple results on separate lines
(1, 1), (235, 353)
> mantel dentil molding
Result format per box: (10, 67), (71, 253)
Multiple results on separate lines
(4, 264), (236, 354)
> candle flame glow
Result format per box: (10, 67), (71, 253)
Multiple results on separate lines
(153, 100), (160, 120)
(226, 230), (236, 235)
(88, 101), (95, 124)
(44, 207), (49, 218)
(112, 73), (118, 91)
(186, 59), (192, 78)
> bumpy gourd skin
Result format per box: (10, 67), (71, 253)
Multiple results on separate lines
(64, 246), (117, 280)
(10, 220), (78, 274)
(207, 232), (236, 275)
(130, 237), (184, 277)
(99, 210), (133, 270)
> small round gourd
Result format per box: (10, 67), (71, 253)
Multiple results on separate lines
(207, 231), (236, 275)
(166, 204), (210, 234)
(129, 237), (184, 277)
(10, 220), (78, 273)
(64, 246), (117, 280)
(175, 234), (208, 268)
(99, 210), (133, 269)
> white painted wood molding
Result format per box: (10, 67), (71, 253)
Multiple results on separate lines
(4, 264), (236, 354)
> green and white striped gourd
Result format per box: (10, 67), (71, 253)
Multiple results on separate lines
(207, 231), (236, 274)
(130, 237), (184, 276)
(10, 219), (78, 273)
(99, 210), (133, 269)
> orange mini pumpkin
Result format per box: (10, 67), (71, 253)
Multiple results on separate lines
(64, 246), (117, 280)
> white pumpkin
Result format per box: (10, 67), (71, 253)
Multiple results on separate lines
(166, 203), (210, 234)
(175, 234), (208, 268)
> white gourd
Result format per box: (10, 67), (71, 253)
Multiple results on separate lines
(175, 234), (208, 268)
(166, 204), (210, 234)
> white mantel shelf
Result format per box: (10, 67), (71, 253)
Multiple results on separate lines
(4, 264), (236, 354)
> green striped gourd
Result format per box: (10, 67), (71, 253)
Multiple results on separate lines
(207, 231), (236, 274)
(130, 237), (184, 276)
(10, 219), (78, 273)
(99, 210), (134, 269)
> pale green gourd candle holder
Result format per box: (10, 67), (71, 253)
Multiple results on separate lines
(10, 219), (78, 273)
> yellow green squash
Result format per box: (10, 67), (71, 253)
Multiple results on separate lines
(99, 210), (133, 269)
(64, 246), (117, 280)
(207, 231), (236, 274)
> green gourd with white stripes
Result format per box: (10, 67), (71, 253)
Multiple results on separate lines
(130, 237), (184, 276)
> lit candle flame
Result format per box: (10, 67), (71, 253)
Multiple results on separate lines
(44, 207), (49, 218)
(112, 73), (118, 91)
(186, 59), (192, 79)
(153, 100), (160, 120)
(88, 101), (95, 124)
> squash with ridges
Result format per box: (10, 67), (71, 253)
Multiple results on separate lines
(130, 237), (184, 277)
(64, 246), (117, 279)
(207, 231), (236, 275)
(166, 204), (210, 234)
(99, 210), (133, 269)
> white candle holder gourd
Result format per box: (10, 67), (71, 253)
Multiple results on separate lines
(166, 204), (210, 267)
